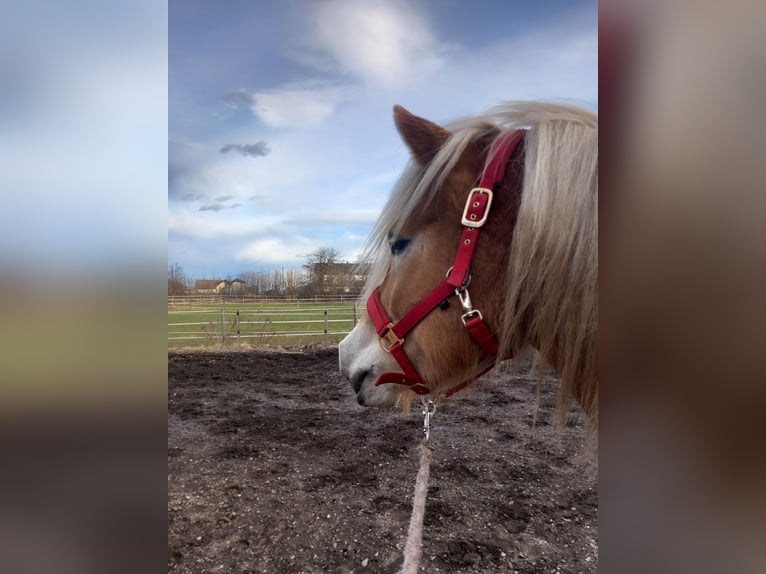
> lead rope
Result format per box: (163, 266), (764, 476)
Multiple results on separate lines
(400, 398), (436, 574)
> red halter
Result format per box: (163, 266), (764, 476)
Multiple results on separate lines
(366, 129), (525, 396)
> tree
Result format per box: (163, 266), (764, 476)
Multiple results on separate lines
(240, 271), (259, 296)
(284, 268), (302, 298)
(303, 247), (339, 295)
(168, 263), (187, 295)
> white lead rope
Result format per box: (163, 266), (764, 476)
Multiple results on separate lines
(399, 399), (436, 574)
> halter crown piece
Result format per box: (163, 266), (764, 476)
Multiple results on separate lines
(366, 129), (525, 396)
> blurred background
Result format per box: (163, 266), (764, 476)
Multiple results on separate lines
(601, 0), (766, 572)
(0, 1), (167, 573)
(0, 0), (167, 408)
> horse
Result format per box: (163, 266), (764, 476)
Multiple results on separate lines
(339, 101), (598, 431)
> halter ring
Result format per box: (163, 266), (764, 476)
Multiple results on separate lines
(445, 266), (472, 288)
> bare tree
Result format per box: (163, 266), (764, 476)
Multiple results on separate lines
(168, 263), (187, 296)
(284, 268), (302, 298)
(240, 271), (258, 296)
(303, 247), (339, 295)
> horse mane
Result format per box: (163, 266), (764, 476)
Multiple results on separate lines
(496, 103), (598, 431)
(361, 102), (598, 429)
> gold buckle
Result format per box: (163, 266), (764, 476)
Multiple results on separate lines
(379, 323), (404, 353)
(461, 187), (493, 228)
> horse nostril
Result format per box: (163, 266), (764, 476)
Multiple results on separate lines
(351, 370), (371, 394)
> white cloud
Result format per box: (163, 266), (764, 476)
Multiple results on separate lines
(168, 131), (327, 207)
(252, 84), (347, 128)
(167, 124), (399, 232)
(304, 0), (447, 89)
(236, 237), (320, 264)
(169, 203), (378, 242)
(168, 210), (283, 239)
(288, 209), (380, 227)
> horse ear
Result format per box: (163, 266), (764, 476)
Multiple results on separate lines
(393, 105), (451, 165)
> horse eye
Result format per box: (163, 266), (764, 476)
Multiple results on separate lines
(390, 237), (411, 256)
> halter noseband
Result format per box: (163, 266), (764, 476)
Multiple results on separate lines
(366, 129), (525, 396)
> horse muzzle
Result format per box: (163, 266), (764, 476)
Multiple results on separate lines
(339, 319), (404, 407)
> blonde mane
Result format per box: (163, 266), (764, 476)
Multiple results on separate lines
(361, 102), (598, 426)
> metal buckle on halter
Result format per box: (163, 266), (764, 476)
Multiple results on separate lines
(461, 309), (483, 326)
(461, 187), (494, 228)
(379, 323), (404, 353)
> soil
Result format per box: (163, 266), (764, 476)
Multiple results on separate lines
(168, 347), (597, 573)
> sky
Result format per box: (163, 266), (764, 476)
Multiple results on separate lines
(0, 1), (167, 278)
(168, 0), (597, 280)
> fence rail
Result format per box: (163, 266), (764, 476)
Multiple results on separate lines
(168, 301), (365, 347)
(168, 293), (364, 308)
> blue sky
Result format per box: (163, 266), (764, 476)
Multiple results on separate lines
(169, 0), (597, 280)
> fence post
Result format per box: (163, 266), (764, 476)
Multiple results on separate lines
(324, 310), (328, 344)
(236, 310), (240, 347)
(221, 307), (225, 345)
(353, 303), (357, 326)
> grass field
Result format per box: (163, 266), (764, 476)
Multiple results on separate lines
(167, 301), (363, 348)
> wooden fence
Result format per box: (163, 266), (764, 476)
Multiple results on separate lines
(167, 301), (364, 347)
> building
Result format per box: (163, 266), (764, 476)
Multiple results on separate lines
(193, 278), (246, 294)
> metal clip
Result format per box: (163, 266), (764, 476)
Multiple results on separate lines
(456, 287), (485, 325)
(455, 287), (472, 312)
(422, 398), (436, 445)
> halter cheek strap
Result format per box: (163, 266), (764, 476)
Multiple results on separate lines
(366, 129), (525, 396)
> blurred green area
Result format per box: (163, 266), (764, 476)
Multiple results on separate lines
(0, 281), (166, 416)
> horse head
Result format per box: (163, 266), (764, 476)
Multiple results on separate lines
(340, 102), (598, 427)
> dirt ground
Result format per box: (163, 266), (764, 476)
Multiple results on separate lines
(168, 347), (597, 573)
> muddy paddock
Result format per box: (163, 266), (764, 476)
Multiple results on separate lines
(168, 347), (597, 573)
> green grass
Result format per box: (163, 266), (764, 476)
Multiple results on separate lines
(168, 301), (364, 348)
